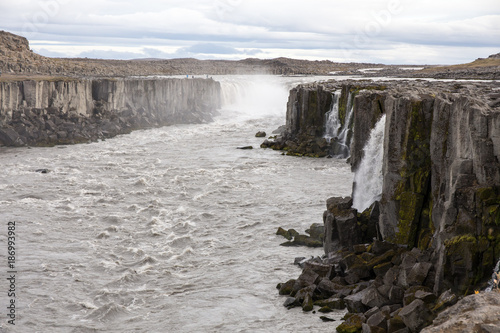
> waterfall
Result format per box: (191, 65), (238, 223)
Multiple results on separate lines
(324, 91), (354, 158)
(352, 114), (387, 211)
(324, 91), (342, 141)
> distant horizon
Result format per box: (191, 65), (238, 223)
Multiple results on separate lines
(1, 0), (499, 65)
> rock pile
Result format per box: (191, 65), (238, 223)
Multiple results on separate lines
(277, 238), (459, 333)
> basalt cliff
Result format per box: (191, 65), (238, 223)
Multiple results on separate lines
(272, 80), (500, 332)
(0, 77), (221, 146)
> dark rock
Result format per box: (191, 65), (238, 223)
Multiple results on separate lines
(326, 196), (353, 214)
(314, 297), (346, 310)
(337, 313), (366, 333)
(318, 305), (333, 313)
(236, 145), (253, 149)
(302, 293), (314, 311)
(294, 284), (316, 304)
(320, 316), (336, 322)
(294, 269), (320, 292)
(431, 289), (458, 313)
(294, 257), (307, 266)
(345, 272), (361, 285)
(414, 290), (437, 304)
(354, 244), (368, 254)
(364, 306), (380, 319)
(278, 279), (296, 295)
(377, 284), (392, 299)
(303, 261), (332, 278)
(362, 286), (390, 309)
(387, 316), (407, 333)
(373, 262), (393, 278)
(380, 304), (401, 316)
(283, 297), (296, 308)
(371, 240), (398, 256)
(362, 323), (386, 333)
(305, 223), (324, 240)
(366, 310), (388, 331)
(0, 127), (25, 146)
(276, 227), (292, 240)
(255, 131), (266, 137)
(398, 299), (431, 333)
(280, 234), (323, 247)
(388, 286), (405, 304)
(403, 286), (432, 307)
(407, 262), (432, 286)
(35, 168), (49, 173)
(345, 288), (370, 313)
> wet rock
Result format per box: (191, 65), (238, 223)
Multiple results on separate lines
(255, 131), (266, 137)
(318, 305), (333, 313)
(236, 145), (253, 149)
(294, 284), (316, 304)
(35, 168), (49, 173)
(337, 313), (366, 333)
(294, 269), (320, 292)
(320, 315), (336, 322)
(283, 297), (296, 308)
(280, 234), (323, 247)
(303, 261), (332, 279)
(305, 223), (324, 240)
(278, 279), (296, 295)
(314, 296), (346, 310)
(302, 293), (314, 311)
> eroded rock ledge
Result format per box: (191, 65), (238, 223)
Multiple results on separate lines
(0, 77), (221, 146)
(274, 80), (500, 332)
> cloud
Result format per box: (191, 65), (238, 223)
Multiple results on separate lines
(2, 0), (500, 64)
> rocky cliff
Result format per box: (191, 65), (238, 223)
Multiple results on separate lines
(274, 79), (500, 331)
(0, 77), (221, 146)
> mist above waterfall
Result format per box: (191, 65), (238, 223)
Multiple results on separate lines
(218, 76), (291, 121)
(352, 114), (386, 211)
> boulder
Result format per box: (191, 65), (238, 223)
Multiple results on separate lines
(398, 299), (431, 333)
(255, 131), (266, 137)
(345, 288), (370, 313)
(407, 262), (433, 286)
(314, 297), (346, 310)
(337, 313), (366, 333)
(365, 310), (388, 331)
(362, 286), (390, 309)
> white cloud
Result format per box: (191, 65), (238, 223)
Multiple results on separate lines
(2, 0), (499, 64)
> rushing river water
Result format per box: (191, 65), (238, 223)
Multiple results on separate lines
(0, 76), (354, 332)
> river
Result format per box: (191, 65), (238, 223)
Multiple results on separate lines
(0, 75), (354, 332)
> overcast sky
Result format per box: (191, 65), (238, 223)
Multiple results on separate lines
(1, 0), (499, 64)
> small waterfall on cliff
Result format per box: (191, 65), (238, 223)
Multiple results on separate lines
(324, 91), (354, 158)
(352, 114), (387, 211)
(324, 91), (342, 140)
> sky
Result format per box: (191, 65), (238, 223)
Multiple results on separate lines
(0, 0), (499, 64)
